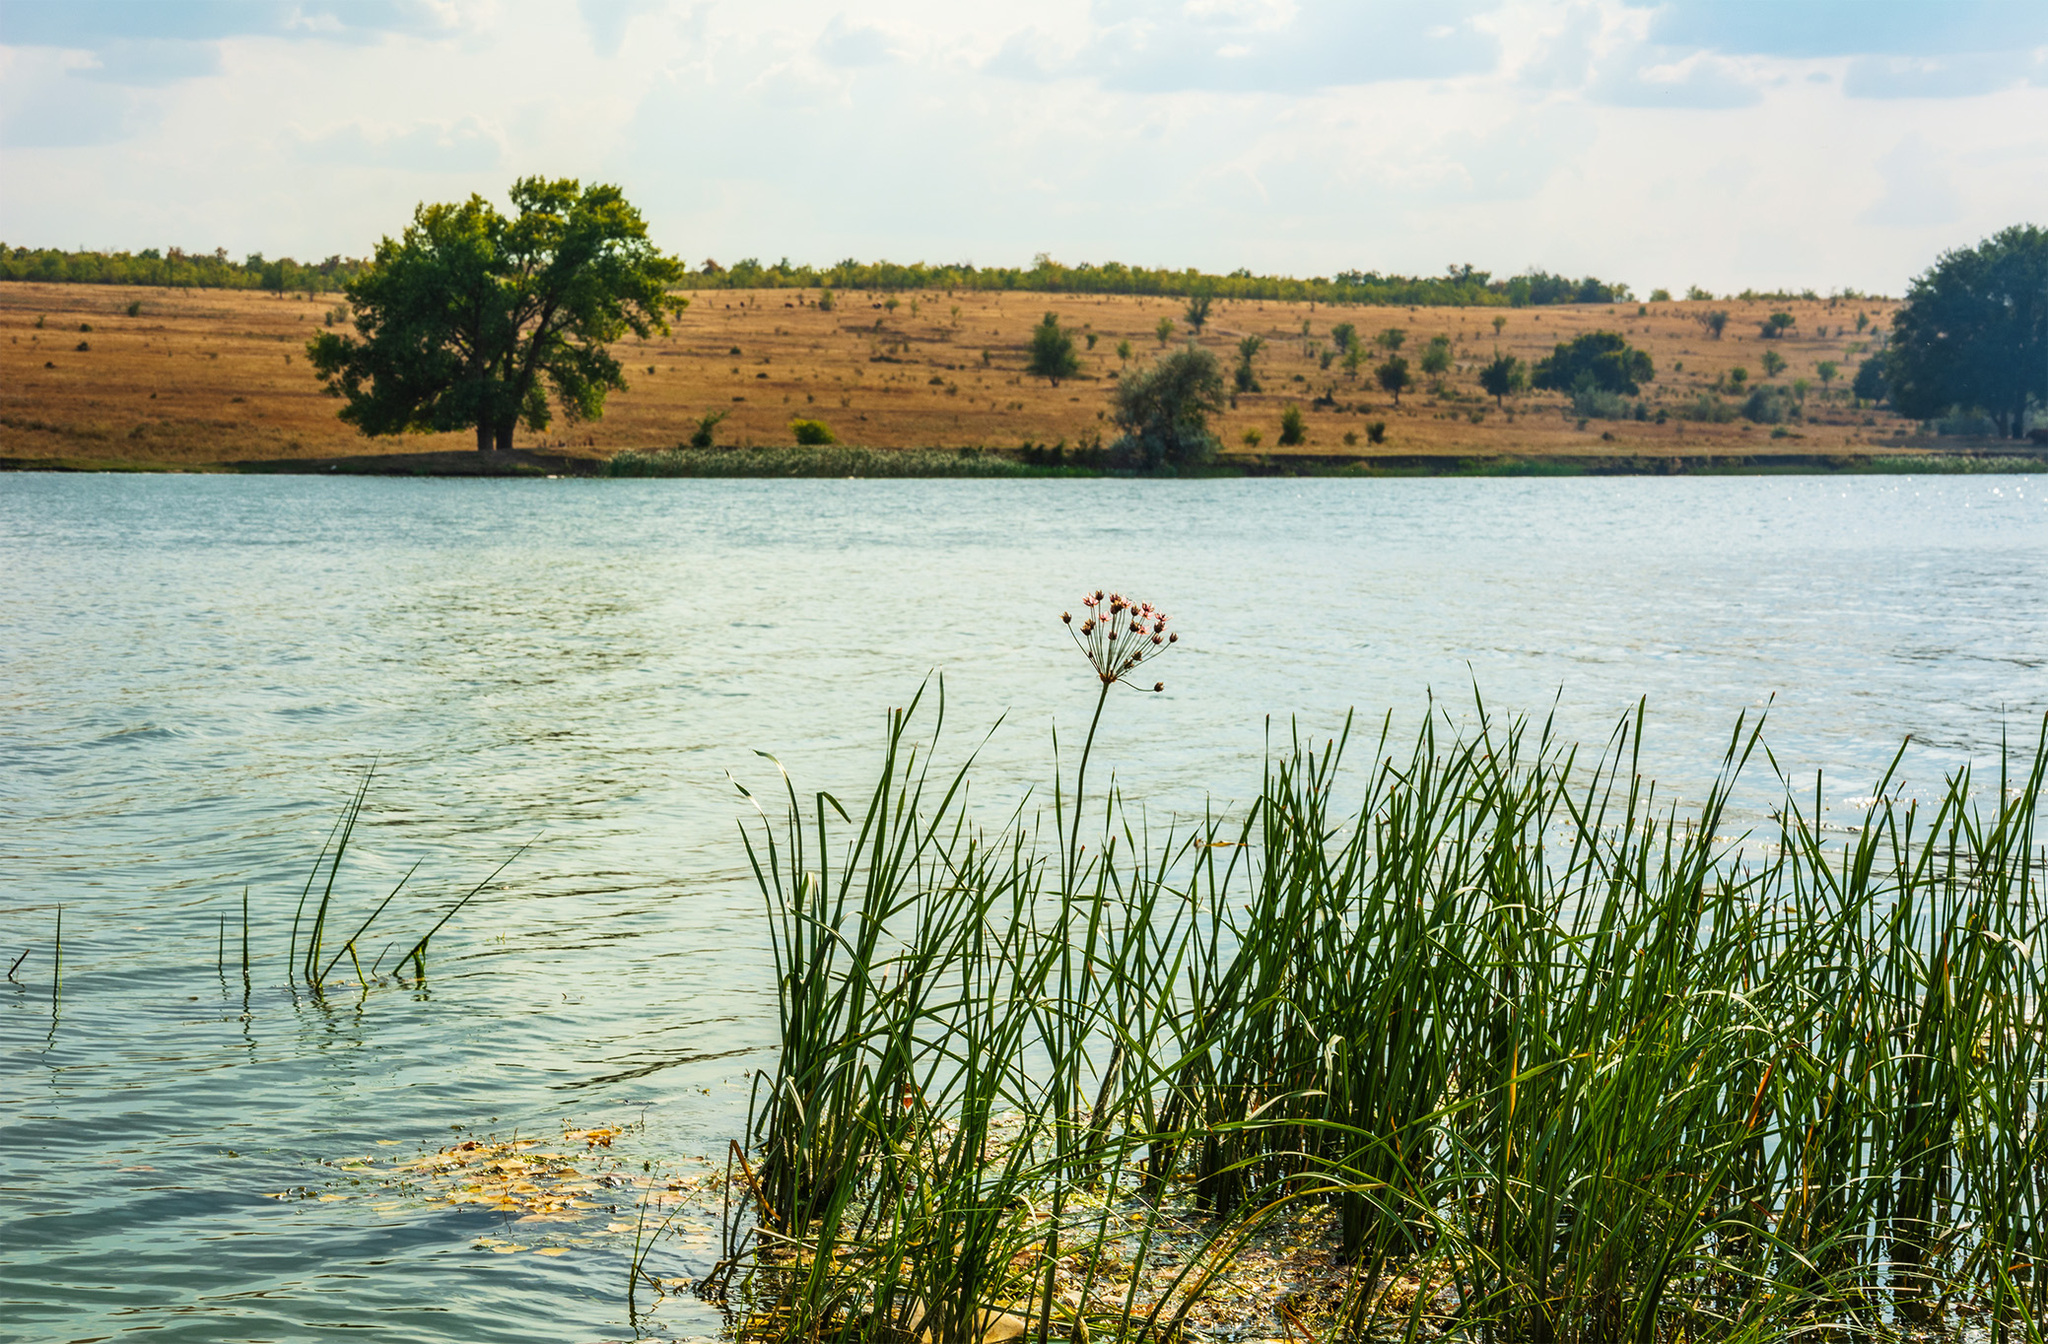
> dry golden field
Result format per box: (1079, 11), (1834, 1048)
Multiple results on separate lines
(0, 279), (1920, 470)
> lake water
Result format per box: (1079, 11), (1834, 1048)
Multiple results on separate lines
(3, 472), (2044, 1343)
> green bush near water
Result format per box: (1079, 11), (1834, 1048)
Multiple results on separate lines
(790, 418), (836, 446)
(723, 685), (2048, 1342)
(604, 445), (1054, 477)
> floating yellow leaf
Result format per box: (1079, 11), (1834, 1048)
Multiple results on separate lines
(534, 1246), (570, 1256)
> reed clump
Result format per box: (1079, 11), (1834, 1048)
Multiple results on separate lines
(713, 686), (2047, 1344)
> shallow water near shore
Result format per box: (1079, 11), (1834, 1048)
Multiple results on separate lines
(2, 472), (2045, 1343)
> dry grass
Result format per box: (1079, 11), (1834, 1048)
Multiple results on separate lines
(1, 279), (1924, 470)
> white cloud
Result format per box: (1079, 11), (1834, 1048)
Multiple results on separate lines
(1844, 50), (2045, 99)
(295, 116), (508, 174)
(2, 0), (2045, 295)
(1860, 134), (1962, 229)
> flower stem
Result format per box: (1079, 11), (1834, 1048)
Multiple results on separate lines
(1066, 678), (1112, 896)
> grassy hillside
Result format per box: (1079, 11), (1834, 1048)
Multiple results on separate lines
(0, 279), (1940, 471)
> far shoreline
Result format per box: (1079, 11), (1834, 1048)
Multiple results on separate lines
(4, 442), (2043, 478)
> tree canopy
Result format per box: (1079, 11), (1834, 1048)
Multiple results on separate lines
(1479, 351), (1526, 406)
(1530, 331), (1654, 396)
(1109, 345), (1226, 470)
(1886, 224), (2046, 437)
(1375, 355), (1411, 405)
(1025, 311), (1080, 385)
(307, 177), (683, 452)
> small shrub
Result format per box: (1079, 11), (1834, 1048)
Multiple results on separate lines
(34, 315), (46, 329)
(75, 340), (90, 351)
(817, 289), (835, 312)
(1675, 393), (1735, 422)
(79, 322), (92, 332)
(1234, 335), (1264, 393)
(1278, 404), (1307, 446)
(1241, 428), (1262, 448)
(688, 409), (728, 448)
(1025, 312), (1080, 385)
(791, 418), (836, 445)
(1420, 334), (1452, 376)
(1154, 316), (1174, 347)
(1741, 386), (1795, 424)
(126, 300), (142, 317)
(1365, 419), (1386, 444)
(1572, 382), (1632, 420)
(1648, 288), (1671, 302)
(1760, 349), (1786, 379)
(1761, 311), (1795, 339)
(1343, 430), (1358, 446)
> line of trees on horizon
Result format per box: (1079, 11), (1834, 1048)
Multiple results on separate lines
(5, 240), (1881, 310)
(0, 244), (370, 293)
(687, 255), (1640, 308)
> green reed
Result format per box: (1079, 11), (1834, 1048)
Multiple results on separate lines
(723, 689), (2046, 1344)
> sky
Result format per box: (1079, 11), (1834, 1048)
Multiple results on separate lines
(2, 0), (2045, 295)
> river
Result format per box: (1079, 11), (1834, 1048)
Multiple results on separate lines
(2, 472), (2043, 1342)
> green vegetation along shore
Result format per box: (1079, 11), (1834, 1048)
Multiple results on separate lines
(713, 682), (2047, 1341)
(604, 444), (2045, 478)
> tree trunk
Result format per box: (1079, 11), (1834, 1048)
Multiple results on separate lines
(494, 420), (515, 453)
(476, 419), (492, 453)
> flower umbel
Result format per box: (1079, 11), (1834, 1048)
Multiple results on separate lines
(1062, 590), (1177, 691)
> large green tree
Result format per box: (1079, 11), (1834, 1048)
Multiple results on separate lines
(308, 177), (683, 452)
(1530, 331), (1654, 395)
(1886, 224), (2047, 437)
(1109, 345), (1226, 470)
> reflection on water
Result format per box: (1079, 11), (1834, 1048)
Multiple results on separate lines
(2, 473), (2044, 1341)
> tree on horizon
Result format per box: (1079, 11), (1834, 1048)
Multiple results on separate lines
(307, 177), (682, 453)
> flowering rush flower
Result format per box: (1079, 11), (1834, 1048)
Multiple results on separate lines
(1061, 590), (1177, 691)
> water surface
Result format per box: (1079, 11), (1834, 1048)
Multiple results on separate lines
(3, 473), (2044, 1343)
